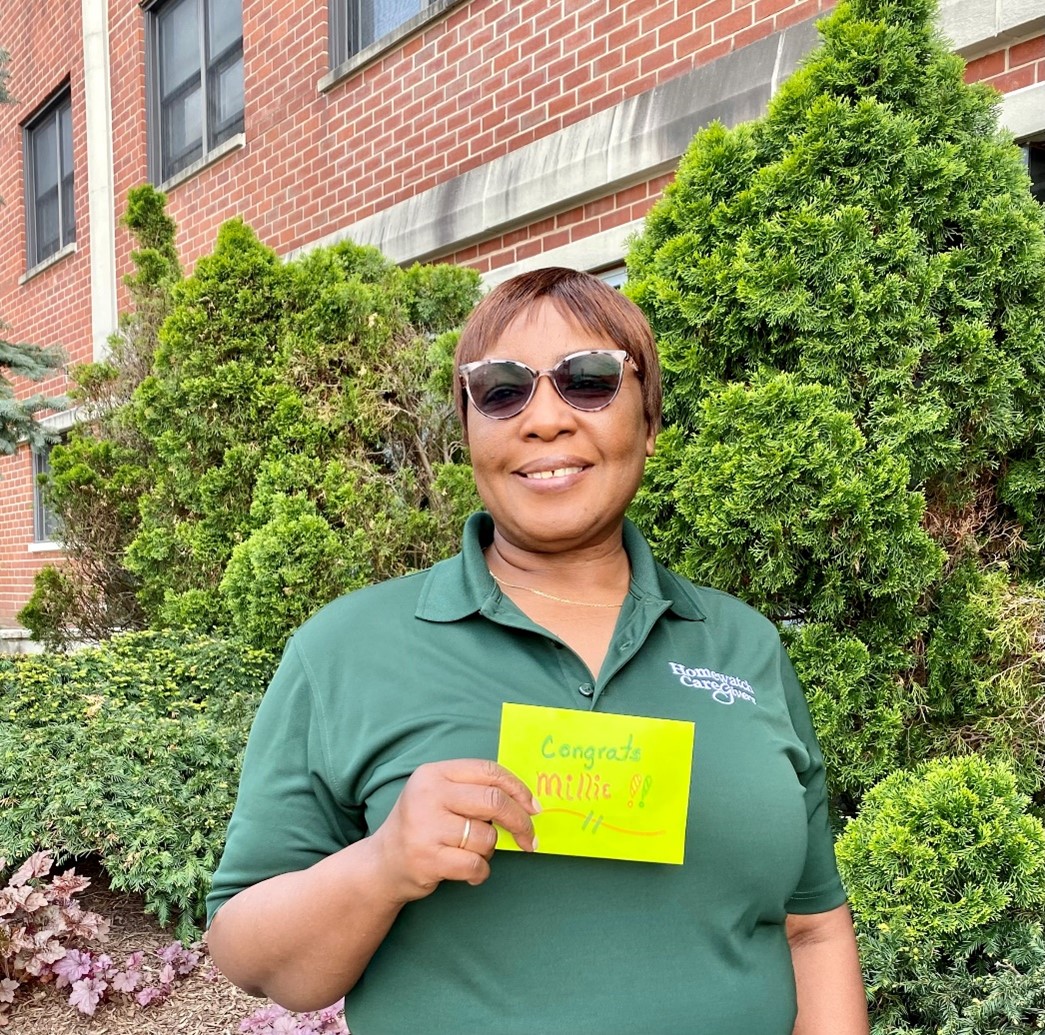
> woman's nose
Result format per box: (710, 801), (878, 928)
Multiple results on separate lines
(520, 373), (577, 437)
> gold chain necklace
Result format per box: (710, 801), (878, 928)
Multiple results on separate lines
(490, 572), (623, 609)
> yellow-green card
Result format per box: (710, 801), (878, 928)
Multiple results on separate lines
(495, 702), (695, 865)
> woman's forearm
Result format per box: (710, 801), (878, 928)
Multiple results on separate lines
(207, 836), (402, 1012)
(788, 904), (869, 1035)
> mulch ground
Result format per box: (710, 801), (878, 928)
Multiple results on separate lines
(7, 859), (264, 1035)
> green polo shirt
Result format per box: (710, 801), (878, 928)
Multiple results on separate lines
(208, 513), (845, 1034)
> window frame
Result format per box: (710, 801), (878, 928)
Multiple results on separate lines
(31, 441), (61, 545)
(145, 0), (244, 185)
(23, 86), (75, 271)
(327, 0), (462, 76)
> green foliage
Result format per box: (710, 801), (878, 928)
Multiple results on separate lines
(121, 227), (482, 648)
(18, 185), (181, 645)
(915, 563), (1045, 792)
(626, 0), (1045, 803)
(0, 631), (275, 939)
(838, 756), (1045, 1032)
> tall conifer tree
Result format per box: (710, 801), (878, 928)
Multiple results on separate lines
(627, 0), (1045, 800)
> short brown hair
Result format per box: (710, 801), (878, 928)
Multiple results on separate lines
(453, 267), (662, 434)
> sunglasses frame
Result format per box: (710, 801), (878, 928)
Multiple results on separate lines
(459, 349), (639, 421)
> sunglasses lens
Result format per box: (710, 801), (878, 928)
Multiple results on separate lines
(554, 353), (624, 410)
(467, 362), (535, 418)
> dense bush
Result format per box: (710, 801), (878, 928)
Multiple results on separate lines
(837, 757), (1045, 1032)
(626, 0), (1045, 801)
(0, 631), (274, 939)
(20, 192), (481, 652)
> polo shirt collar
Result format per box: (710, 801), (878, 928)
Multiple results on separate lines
(415, 512), (704, 623)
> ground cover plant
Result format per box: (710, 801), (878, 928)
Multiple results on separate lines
(0, 630), (274, 940)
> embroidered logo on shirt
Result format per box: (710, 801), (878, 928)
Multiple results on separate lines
(668, 662), (757, 706)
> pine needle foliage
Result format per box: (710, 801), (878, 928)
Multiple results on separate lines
(626, 0), (1045, 800)
(836, 756), (1045, 1033)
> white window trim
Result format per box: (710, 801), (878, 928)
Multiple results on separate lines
(19, 241), (77, 285)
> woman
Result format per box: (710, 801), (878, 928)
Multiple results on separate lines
(207, 268), (868, 1034)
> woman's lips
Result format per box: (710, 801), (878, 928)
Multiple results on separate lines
(522, 466), (585, 480)
(513, 460), (591, 490)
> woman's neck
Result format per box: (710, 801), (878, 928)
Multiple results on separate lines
(484, 529), (632, 604)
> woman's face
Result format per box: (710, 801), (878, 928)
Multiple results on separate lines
(465, 298), (655, 558)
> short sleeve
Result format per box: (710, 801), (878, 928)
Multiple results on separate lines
(206, 636), (365, 924)
(778, 644), (848, 915)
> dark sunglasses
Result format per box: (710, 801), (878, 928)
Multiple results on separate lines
(459, 349), (639, 420)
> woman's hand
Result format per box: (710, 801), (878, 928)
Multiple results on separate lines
(370, 759), (541, 904)
(209, 759), (540, 1011)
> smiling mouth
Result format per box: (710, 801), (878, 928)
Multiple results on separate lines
(522, 467), (585, 480)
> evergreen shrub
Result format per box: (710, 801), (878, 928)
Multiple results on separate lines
(837, 756), (1045, 1032)
(120, 224), (481, 649)
(0, 631), (275, 939)
(18, 185), (180, 647)
(20, 193), (482, 652)
(625, 0), (1045, 801)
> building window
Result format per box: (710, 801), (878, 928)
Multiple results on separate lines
(1023, 141), (1045, 204)
(24, 90), (75, 269)
(147, 0), (243, 183)
(32, 444), (61, 543)
(596, 267), (628, 289)
(331, 0), (434, 66)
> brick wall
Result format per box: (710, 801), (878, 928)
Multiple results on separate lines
(104, 0), (835, 281)
(445, 172), (676, 271)
(0, 0), (87, 623)
(965, 33), (1045, 92)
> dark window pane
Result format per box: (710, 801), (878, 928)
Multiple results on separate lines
(1026, 142), (1045, 204)
(209, 53), (244, 143)
(33, 446), (60, 543)
(59, 102), (75, 246)
(159, 0), (201, 98)
(61, 171), (76, 247)
(32, 117), (59, 196)
(27, 99), (75, 266)
(207, 0), (242, 59)
(162, 82), (203, 178)
(35, 189), (60, 260)
(371, 0), (422, 43)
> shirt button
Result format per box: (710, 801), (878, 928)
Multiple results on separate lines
(578, 683), (594, 697)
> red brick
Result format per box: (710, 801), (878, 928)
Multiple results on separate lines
(755, 0), (799, 21)
(1009, 35), (1045, 68)
(964, 50), (1006, 82)
(694, 0), (732, 28)
(988, 65), (1037, 92)
(713, 6), (754, 42)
